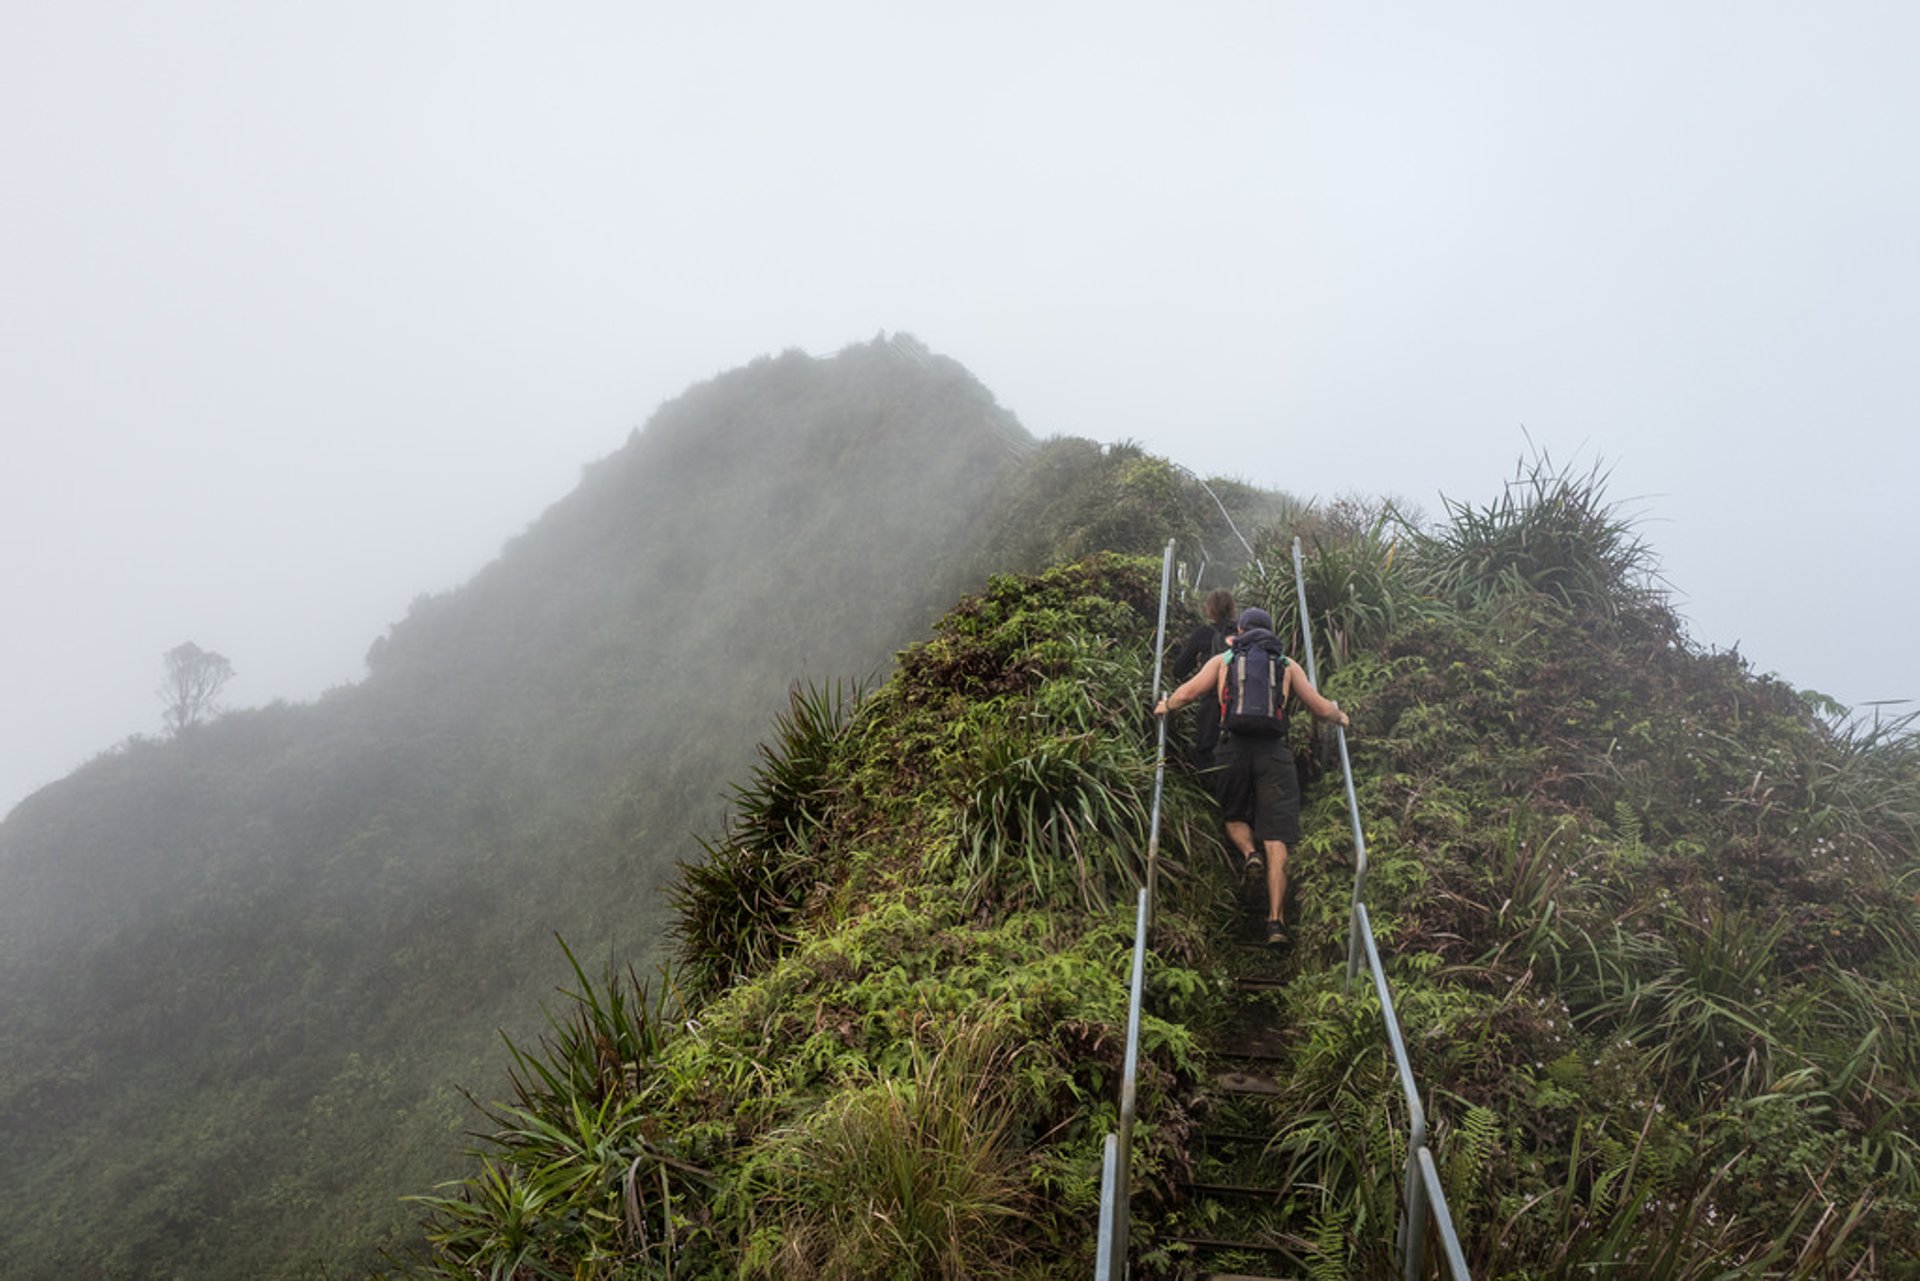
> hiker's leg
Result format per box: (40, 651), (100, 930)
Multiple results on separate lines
(1251, 750), (1299, 922)
(1218, 744), (1258, 867)
(1264, 840), (1289, 922)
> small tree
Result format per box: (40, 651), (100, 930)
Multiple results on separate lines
(159, 642), (234, 735)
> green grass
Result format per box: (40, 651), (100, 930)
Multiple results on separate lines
(382, 467), (1920, 1279)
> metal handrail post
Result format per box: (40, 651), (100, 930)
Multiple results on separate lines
(1145, 539), (1174, 922)
(1401, 1117), (1431, 1281)
(1418, 1148), (1474, 1280)
(1294, 536), (1472, 1277)
(1095, 542), (1176, 1280)
(1289, 536), (1319, 687)
(1095, 1135), (1120, 1280)
(1289, 539), (1372, 992)
(1358, 903), (1433, 1281)
(1339, 725), (1369, 992)
(1096, 886), (1151, 1281)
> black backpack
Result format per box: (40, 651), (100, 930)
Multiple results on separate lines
(1220, 640), (1289, 737)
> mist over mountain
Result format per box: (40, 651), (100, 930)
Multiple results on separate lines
(2, 335), (1294, 1277)
(375, 489), (1920, 1277)
(14, 333), (1898, 1279)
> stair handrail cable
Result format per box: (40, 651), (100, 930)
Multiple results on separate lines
(1095, 537), (1176, 1280)
(1286, 541), (1371, 986)
(1290, 536), (1472, 1281)
(1144, 538), (1175, 922)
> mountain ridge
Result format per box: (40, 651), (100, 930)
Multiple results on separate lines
(379, 517), (1920, 1277)
(10, 341), (1905, 1278)
(6, 335), (1231, 1276)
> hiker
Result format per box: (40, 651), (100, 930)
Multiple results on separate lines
(1168, 588), (1237, 790)
(1154, 606), (1349, 946)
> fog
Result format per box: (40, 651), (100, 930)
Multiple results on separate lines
(5, 2), (1917, 816)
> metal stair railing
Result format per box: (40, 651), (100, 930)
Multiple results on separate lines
(1095, 884), (1150, 1281)
(1098, 535), (1477, 1278)
(1291, 536), (1473, 1281)
(1095, 539), (1175, 1281)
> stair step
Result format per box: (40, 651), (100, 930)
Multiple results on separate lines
(1179, 1179), (1283, 1200)
(1167, 1232), (1291, 1255)
(1213, 1069), (1282, 1096)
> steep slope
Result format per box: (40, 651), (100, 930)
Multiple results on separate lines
(0, 334), (1295, 1279)
(384, 555), (1212, 1279)
(0, 336), (1058, 1278)
(379, 470), (1920, 1278)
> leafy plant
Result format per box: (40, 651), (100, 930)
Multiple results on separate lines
(1239, 499), (1423, 676)
(670, 682), (856, 991)
(1409, 447), (1667, 623)
(735, 1016), (1039, 1281)
(954, 727), (1153, 911)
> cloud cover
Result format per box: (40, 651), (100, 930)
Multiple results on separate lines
(4, 1), (1916, 815)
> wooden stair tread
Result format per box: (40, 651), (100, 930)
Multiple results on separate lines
(1179, 1179), (1283, 1199)
(1166, 1232), (1290, 1254)
(1213, 1069), (1282, 1095)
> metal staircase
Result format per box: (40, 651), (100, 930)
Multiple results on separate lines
(1096, 537), (1473, 1280)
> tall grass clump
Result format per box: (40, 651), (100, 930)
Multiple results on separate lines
(1411, 449), (1666, 622)
(1790, 707), (1920, 867)
(955, 722), (1154, 912)
(389, 947), (701, 1280)
(1221, 497), (1422, 682)
(862, 554), (1216, 914)
(736, 1016), (1039, 1281)
(670, 681), (855, 991)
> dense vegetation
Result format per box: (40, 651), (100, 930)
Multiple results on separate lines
(8, 328), (1913, 1275)
(1240, 461), (1920, 1276)
(0, 337), (1287, 1279)
(383, 458), (1918, 1277)
(381, 555), (1215, 1279)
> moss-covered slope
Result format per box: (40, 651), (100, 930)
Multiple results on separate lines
(387, 556), (1220, 1278)
(387, 471), (1919, 1279)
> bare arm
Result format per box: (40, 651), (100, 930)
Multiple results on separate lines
(1154, 653), (1224, 715)
(1284, 664), (1350, 727)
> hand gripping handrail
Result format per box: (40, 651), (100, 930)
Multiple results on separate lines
(1292, 536), (1472, 1281)
(1096, 539), (1174, 1281)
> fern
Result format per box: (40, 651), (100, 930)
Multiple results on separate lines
(1305, 1200), (1353, 1281)
(1443, 1101), (1501, 1220)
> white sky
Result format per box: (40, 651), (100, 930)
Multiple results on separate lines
(4, 2), (1916, 816)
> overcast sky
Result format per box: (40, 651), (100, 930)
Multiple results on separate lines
(5, 2), (1916, 817)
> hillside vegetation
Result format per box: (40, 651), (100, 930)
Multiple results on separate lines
(0, 337), (1292, 1278)
(383, 460), (1920, 1278)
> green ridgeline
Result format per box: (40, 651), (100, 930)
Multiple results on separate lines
(385, 492), (1920, 1279)
(0, 338), (1293, 1280)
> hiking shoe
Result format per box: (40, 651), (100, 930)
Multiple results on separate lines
(1242, 851), (1264, 877)
(1265, 919), (1289, 947)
